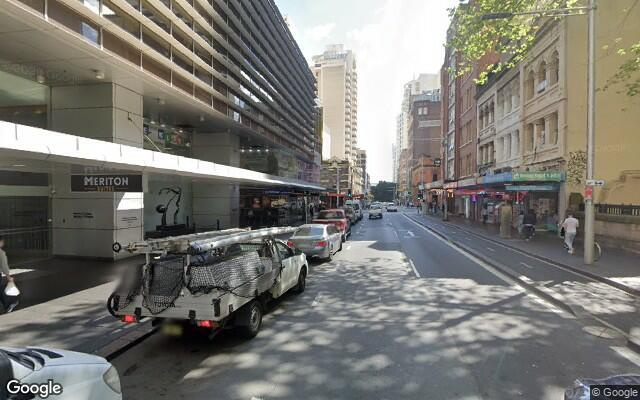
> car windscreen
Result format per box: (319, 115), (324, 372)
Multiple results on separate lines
(371, 205), (381, 210)
(317, 211), (344, 219)
(294, 227), (325, 236)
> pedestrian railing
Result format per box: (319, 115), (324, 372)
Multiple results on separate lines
(595, 203), (640, 217)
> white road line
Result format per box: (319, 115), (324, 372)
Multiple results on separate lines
(9, 268), (34, 275)
(408, 259), (421, 278)
(407, 230), (415, 237)
(520, 262), (534, 269)
(400, 214), (566, 314)
(486, 247), (496, 252)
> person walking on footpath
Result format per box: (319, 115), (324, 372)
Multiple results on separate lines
(522, 209), (537, 241)
(562, 212), (580, 254)
(481, 206), (488, 224)
(0, 235), (18, 314)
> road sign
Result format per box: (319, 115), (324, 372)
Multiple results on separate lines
(434, 158), (442, 167)
(585, 179), (605, 186)
(585, 186), (594, 200)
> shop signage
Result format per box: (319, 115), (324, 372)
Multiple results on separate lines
(426, 181), (443, 189)
(512, 171), (564, 182)
(71, 174), (143, 192)
(457, 177), (477, 187)
(483, 172), (513, 184)
(506, 184), (559, 192)
(443, 181), (458, 189)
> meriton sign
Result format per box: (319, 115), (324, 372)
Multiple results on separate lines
(71, 174), (143, 192)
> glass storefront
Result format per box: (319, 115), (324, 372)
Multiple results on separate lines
(0, 171), (51, 264)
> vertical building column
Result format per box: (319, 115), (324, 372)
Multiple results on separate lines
(50, 83), (144, 259)
(191, 132), (240, 230)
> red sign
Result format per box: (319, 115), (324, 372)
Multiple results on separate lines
(585, 186), (594, 200)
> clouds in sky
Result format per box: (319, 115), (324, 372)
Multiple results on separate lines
(277, 0), (457, 182)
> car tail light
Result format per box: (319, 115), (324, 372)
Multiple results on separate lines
(315, 240), (328, 248)
(287, 240), (295, 248)
(197, 320), (218, 328)
(122, 315), (136, 323)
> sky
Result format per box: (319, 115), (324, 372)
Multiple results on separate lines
(275, 0), (458, 183)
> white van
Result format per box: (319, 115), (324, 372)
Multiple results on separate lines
(345, 200), (363, 221)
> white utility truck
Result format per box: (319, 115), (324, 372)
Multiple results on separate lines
(108, 227), (308, 339)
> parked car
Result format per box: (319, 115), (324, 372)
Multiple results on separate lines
(0, 347), (122, 400)
(288, 224), (342, 261)
(343, 205), (358, 225)
(387, 204), (398, 212)
(313, 209), (351, 242)
(369, 204), (383, 219)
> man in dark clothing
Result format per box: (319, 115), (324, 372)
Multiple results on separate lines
(522, 209), (537, 240)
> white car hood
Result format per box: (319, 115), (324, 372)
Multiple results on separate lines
(2, 347), (109, 380)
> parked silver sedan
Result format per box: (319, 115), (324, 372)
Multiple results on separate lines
(287, 224), (342, 261)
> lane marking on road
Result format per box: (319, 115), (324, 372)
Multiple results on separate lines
(408, 259), (421, 278)
(486, 247), (496, 252)
(400, 214), (565, 314)
(520, 262), (534, 269)
(9, 268), (34, 275)
(407, 230), (415, 237)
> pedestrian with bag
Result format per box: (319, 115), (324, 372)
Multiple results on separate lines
(0, 235), (19, 314)
(522, 209), (537, 241)
(561, 212), (580, 254)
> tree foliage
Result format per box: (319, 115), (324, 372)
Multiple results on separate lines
(448, 0), (640, 96)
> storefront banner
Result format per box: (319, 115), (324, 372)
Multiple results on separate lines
(482, 172), (513, 184)
(506, 184), (559, 192)
(512, 171), (565, 182)
(458, 177), (478, 187)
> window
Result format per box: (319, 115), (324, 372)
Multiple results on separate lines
(48, 0), (100, 45)
(537, 61), (548, 93)
(526, 123), (534, 152)
(550, 51), (560, 85)
(513, 130), (520, 155)
(276, 242), (292, 260)
(504, 135), (511, 159)
(526, 70), (535, 100)
(550, 112), (559, 144)
(142, 27), (170, 58)
(102, 0), (140, 38)
(141, 1), (170, 33)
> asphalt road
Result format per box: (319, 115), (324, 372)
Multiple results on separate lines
(400, 211), (639, 337)
(113, 210), (640, 400)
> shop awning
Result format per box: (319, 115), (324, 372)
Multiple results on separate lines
(0, 121), (325, 191)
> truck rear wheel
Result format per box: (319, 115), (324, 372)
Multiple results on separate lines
(235, 300), (262, 339)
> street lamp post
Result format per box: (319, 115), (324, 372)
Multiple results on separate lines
(482, 1), (597, 264)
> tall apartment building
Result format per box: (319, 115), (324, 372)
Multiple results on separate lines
(0, 0), (321, 261)
(356, 148), (367, 194)
(311, 44), (358, 162)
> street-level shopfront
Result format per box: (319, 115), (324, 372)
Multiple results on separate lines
(477, 171), (566, 230)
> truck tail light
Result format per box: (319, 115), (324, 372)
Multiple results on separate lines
(122, 315), (137, 323)
(197, 320), (218, 329)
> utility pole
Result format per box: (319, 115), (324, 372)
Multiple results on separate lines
(583, 0), (597, 264)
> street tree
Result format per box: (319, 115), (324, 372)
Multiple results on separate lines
(447, 0), (640, 97)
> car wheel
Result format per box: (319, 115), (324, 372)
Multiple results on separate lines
(339, 240), (343, 252)
(235, 300), (262, 339)
(294, 267), (307, 293)
(368, 215), (372, 219)
(326, 247), (333, 262)
(341, 234), (346, 242)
